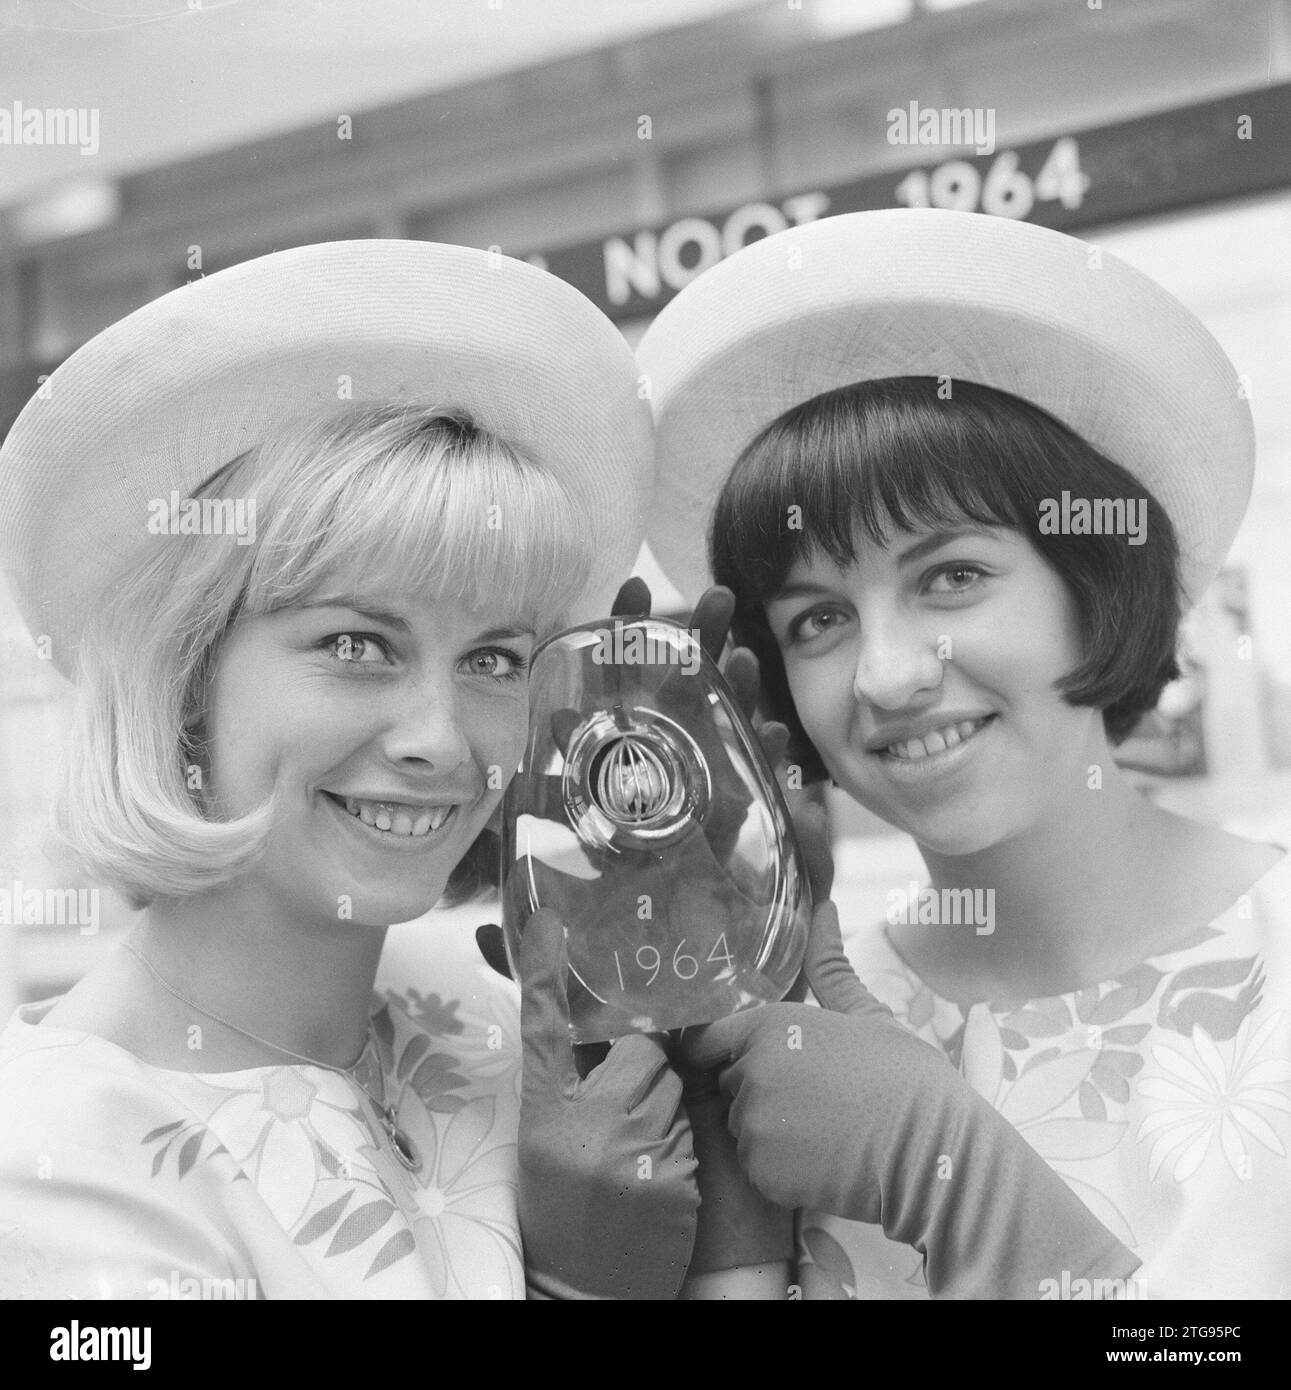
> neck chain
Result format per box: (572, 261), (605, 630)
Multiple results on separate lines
(121, 939), (421, 1172)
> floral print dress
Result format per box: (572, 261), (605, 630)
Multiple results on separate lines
(0, 918), (524, 1300)
(798, 853), (1291, 1300)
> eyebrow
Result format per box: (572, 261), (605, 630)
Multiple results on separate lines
(297, 596), (412, 632)
(894, 527), (1002, 566)
(769, 581), (834, 603)
(295, 597), (535, 642)
(769, 528), (1003, 602)
(476, 625), (538, 642)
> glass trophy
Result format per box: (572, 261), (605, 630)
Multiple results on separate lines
(501, 615), (811, 1044)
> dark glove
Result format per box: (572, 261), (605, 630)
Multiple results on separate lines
(516, 909), (699, 1299)
(676, 1062), (794, 1277)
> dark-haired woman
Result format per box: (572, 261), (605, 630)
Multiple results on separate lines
(640, 210), (1290, 1298)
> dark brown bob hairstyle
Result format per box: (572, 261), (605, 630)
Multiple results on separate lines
(709, 377), (1183, 784)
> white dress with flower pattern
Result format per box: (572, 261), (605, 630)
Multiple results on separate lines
(0, 918), (523, 1300)
(798, 853), (1291, 1300)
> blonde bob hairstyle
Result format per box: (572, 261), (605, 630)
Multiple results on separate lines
(54, 403), (592, 910)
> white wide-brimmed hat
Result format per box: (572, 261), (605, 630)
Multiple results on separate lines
(637, 208), (1254, 606)
(0, 239), (654, 676)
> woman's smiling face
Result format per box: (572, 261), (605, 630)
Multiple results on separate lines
(765, 523), (1104, 855)
(201, 563), (535, 927)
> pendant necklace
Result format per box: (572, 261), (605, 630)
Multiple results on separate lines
(121, 939), (422, 1172)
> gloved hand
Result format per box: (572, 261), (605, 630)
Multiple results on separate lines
(551, 579), (790, 864)
(676, 1060), (794, 1280)
(516, 908), (699, 1300)
(681, 810), (1141, 1300)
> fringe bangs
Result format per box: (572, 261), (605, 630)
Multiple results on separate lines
(240, 407), (590, 631)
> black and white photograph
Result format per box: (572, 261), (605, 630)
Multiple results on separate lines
(0, 0), (1287, 1346)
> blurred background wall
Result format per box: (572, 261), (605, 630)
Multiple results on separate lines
(1, 0), (1288, 1012)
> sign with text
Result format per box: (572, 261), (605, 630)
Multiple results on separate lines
(525, 84), (1291, 321)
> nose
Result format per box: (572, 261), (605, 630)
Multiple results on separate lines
(851, 611), (944, 711)
(378, 673), (473, 773)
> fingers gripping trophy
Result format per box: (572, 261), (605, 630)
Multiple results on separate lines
(500, 582), (812, 1044)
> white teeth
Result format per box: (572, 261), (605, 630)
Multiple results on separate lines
(334, 795), (455, 838)
(886, 718), (988, 762)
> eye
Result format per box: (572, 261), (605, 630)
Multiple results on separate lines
(925, 564), (986, 595)
(786, 605), (850, 645)
(460, 647), (528, 682)
(323, 632), (389, 664)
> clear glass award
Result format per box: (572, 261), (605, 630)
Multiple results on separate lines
(501, 615), (811, 1044)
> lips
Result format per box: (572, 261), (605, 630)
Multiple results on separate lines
(324, 792), (456, 839)
(879, 716), (994, 762)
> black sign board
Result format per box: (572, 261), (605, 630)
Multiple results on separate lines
(526, 83), (1291, 321)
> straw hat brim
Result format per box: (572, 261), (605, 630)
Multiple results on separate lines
(0, 239), (654, 675)
(637, 208), (1253, 607)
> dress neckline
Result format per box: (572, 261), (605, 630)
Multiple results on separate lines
(879, 845), (1289, 1013)
(6, 995), (388, 1083)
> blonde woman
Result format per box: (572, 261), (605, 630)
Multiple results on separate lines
(0, 241), (708, 1299)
